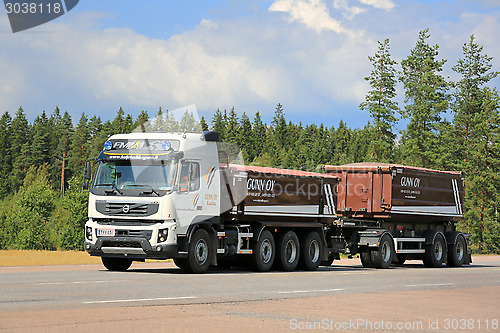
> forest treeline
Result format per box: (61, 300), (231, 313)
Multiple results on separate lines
(0, 29), (499, 253)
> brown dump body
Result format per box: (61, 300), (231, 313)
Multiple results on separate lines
(324, 163), (464, 222)
(221, 165), (339, 224)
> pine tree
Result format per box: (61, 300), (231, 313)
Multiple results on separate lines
(399, 29), (449, 168)
(451, 35), (500, 253)
(360, 39), (399, 162)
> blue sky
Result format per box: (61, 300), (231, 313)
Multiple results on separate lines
(1, 0), (499, 130)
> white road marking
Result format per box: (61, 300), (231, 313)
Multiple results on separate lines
(83, 296), (197, 304)
(39, 280), (128, 285)
(408, 283), (453, 287)
(278, 288), (343, 294)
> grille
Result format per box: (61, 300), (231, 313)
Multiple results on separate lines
(101, 240), (142, 248)
(95, 218), (159, 226)
(95, 202), (159, 217)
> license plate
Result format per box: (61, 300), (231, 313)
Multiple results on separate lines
(97, 229), (115, 237)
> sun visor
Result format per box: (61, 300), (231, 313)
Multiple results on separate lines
(97, 139), (183, 161)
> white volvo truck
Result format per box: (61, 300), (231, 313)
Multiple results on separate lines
(83, 131), (470, 273)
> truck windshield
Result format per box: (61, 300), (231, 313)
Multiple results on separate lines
(92, 159), (176, 192)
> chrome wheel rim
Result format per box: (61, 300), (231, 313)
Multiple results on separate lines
(260, 239), (273, 264)
(195, 239), (208, 265)
(285, 239), (297, 264)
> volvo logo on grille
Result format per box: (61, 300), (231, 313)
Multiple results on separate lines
(122, 204), (130, 213)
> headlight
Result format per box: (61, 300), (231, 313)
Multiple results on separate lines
(157, 228), (168, 243)
(85, 227), (93, 241)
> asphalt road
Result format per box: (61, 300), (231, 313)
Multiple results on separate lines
(1, 256), (499, 332)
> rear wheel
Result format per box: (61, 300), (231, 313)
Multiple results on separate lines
(447, 235), (466, 267)
(393, 253), (407, 266)
(101, 257), (132, 271)
(370, 234), (393, 269)
(275, 231), (300, 271)
(251, 230), (275, 272)
(360, 250), (373, 268)
(423, 234), (446, 268)
(298, 231), (322, 271)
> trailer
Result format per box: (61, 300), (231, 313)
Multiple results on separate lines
(83, 133), (471, 273)
(324, 163), (471, 268)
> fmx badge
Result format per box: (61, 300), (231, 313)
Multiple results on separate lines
(4, 0), (79, 33)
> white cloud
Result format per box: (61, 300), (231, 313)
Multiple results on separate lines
(269, 0), (348, 34)
(333, 0), (366, 19)
(359, 0), (395, 10)
(0, 2), (499, 129)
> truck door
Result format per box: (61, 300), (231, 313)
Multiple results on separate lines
(175, 160), (202, 230)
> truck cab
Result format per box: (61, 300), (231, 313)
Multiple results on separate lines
(84, 131), (222, 271)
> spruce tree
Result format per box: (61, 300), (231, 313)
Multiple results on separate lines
(10, 107), (31, 191)
(0, 112), (12, 197)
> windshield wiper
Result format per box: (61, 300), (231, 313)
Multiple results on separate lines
(127, 184), (160, 196)
(102, 182), (123, 195)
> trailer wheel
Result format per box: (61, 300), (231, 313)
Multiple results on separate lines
(423, 234), (446, 268)
(447, 235), (466, 267)
(298, 231), (322, 271)
(275, 231), (300, 271)
(370, 234), (393, 269)
(251, 229), (275, 272)
(360, 251), (373, 268)
(101, 257), (132, 271)
(181, 229), (212, 274)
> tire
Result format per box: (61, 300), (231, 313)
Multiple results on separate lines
(423, 234), (446, 268)
(275, 231), (300, 271)
(370, 234), (393, 269)
(393, 253), (407, 266)
(173, 257), (188, 271)
(320, 253), (334, 267)
(250, 229), (275, 272)
(298, 231), (322, 271)
(447, 235), (466, 267)
(182, 229), (212, 274)
(101, 257), (132, 271)
(360, 250), (373, 268)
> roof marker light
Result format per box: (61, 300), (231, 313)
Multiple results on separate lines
(162, 141), (171, 151)
(104, 141), (113, 151)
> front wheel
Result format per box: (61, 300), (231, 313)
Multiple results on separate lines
(101, 257), (132, 271)
(181, 229), (212, 274)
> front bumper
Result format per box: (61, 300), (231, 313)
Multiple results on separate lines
(84, 237), (178, 260)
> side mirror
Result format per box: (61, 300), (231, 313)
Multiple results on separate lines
(84, 160), (92, 180)
(83, 159), (94, 192)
